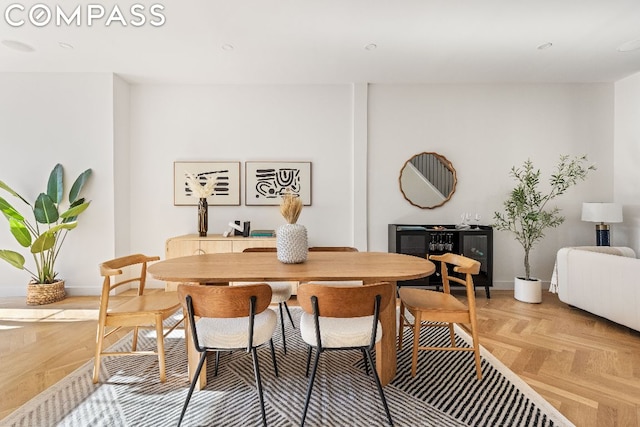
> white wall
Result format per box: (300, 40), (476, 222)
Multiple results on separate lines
(0, 76), (618, 295)
(127, 85), (355, 287)
(368, 84), (614, 288)
(0, 73), (115, 296)
(113, 76), (132, 258)
(614, 72), (640, 253)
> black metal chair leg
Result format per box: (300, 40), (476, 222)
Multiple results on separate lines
(361, 348), (370, 375)
(251, 347), (268, 427)
(301, 348), (321, 426)
(269, 338), (279, 377)
(305, 346), (313, 377)
(364, 349), (393, 426)
(278, 302), (287, 354)
(283, 301), (295, 328)
(178, 351), (208, 427)
(214, 351), (220, 376)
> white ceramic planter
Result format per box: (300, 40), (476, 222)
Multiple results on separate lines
(514, 276), (542, 303)
(276, 223), (308, 264)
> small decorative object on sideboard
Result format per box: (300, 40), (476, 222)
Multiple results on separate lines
(276, 191), (308, 264)
(456, 212), (471, 229)
(473, 213), (481, 229)
(197, 198), (208, 237)
(184, 172), (215, 237)
(250, 229), (275, 237)
(0, 164), (92, 305)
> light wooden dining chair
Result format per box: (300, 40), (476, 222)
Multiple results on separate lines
(177, 283), (279, 427)
(93, 254), (183, 384)
(241, 247), (296, 353)
(297, 282), (394, 426)
(398, 252), (483, 379)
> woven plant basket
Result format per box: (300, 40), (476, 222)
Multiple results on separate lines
(26, 280), (66, 305)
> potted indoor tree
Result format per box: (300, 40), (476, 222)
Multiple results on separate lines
(493, 154), (595, 303)
(0, 164), (92, 305)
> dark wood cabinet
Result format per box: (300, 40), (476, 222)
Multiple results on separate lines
(388, 224), (493, 298)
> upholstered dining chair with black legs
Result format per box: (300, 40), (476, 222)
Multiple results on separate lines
(241, 247), (296, 353)
(93, 254), (183, 384)
(176, 283), (279, 427)
(297, 282), (394, 426)
(398, 252), (483, 379)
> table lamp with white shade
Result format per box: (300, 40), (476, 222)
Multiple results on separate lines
(581, 202), (623, 246)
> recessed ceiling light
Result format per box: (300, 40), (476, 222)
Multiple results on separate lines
(536, 42), (553, 50)
(221, 44), (234, 51)
(58, 42), (74, 49)
(365, 43), (377, 51)
(1, 39), (35, 52)
(617, 38), (640, 52)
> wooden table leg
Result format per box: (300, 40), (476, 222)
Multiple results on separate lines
(376, 281), (397, 386)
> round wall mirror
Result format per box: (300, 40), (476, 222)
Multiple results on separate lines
(399, 152), (457, 209)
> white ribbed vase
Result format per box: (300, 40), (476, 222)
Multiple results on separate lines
(276, 223), (308, 264)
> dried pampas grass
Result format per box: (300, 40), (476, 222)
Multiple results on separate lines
(280, 192), (302, 224)
(184, 172), (215, 198)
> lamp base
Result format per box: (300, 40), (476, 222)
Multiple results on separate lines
(595, 223), (610, 246)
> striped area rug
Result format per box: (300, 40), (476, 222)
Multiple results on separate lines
(3, 308), (573, 427)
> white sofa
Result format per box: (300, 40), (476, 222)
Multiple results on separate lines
(554, 246), (639, 332)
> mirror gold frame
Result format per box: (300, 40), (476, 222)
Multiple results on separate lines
(399, 152), (457, 209)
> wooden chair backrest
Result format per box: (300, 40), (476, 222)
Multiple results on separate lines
(99, 254), (160, 295)
(308, 246), (359, 252)
(243, 247), (276, 252)
(428, 252), (480, 298)
(297, 282), (391, 318)
(177, 283), (272, 318)
(429, 253), (480, 275)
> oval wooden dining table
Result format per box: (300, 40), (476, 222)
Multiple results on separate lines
(148, 251), (435, 389)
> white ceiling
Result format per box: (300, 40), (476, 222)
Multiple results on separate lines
(2, 0), (640, 85)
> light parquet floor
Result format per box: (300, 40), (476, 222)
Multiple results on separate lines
(471, 291), (640, 427)
(0, 290), (639, 426)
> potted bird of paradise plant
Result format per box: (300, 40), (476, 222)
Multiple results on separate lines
(0, 164), (92, 305)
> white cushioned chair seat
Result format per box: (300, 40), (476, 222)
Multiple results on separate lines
(196, 308), (277, 349)
(300, 312), (381, 348)
(267, 282), (293, 303)
(233, 282), (292, 304)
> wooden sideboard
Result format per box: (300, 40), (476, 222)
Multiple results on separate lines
(164, 234), (278, 291)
